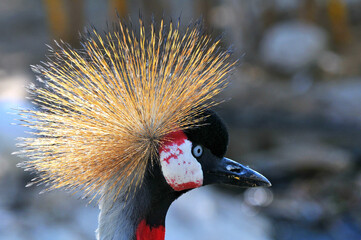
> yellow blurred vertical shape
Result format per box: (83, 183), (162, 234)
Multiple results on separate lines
(109, 0), (127, 20)
(195, 0), (212, 30)
(43, 0), (84, 47)
(327, 0), (351, 46)
(43, 0), (68, 39)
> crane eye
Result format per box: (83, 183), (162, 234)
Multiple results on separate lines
(192, 145), (203, 158)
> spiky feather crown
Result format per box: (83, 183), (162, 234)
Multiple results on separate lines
(17, 19), (235, 201)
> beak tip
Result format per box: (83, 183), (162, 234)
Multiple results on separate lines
(264, 179), (272, 187)
(248, 169), (272, 188)
(256, 175), (272, 187)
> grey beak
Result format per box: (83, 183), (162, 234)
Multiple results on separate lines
(206, 157), (271, 188)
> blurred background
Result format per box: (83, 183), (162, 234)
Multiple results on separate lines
(1, 0), (361, 239)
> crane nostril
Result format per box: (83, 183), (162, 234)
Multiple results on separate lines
(226, 165), (241, 173)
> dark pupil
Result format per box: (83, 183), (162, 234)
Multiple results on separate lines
(197, 148), (201, 154)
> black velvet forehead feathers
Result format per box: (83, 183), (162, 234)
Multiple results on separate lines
(184, 110), (229, 158)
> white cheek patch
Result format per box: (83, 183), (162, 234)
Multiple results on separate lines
(159, 135), (203, 191)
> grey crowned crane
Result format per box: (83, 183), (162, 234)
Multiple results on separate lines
(17, 18), (271, 240)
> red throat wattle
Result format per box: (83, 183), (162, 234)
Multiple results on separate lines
(136, 219), (165, 240)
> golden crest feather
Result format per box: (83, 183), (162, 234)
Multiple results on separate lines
(17, 19), (235, 201)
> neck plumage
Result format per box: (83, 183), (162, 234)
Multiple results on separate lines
(96, 167), (183, 240)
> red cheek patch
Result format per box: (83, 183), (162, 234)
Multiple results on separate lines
(160, 131), (187, 151)
(159, 131), (203, 191)
(161, 148), (183, 164)
(170, 182), (202, 191)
